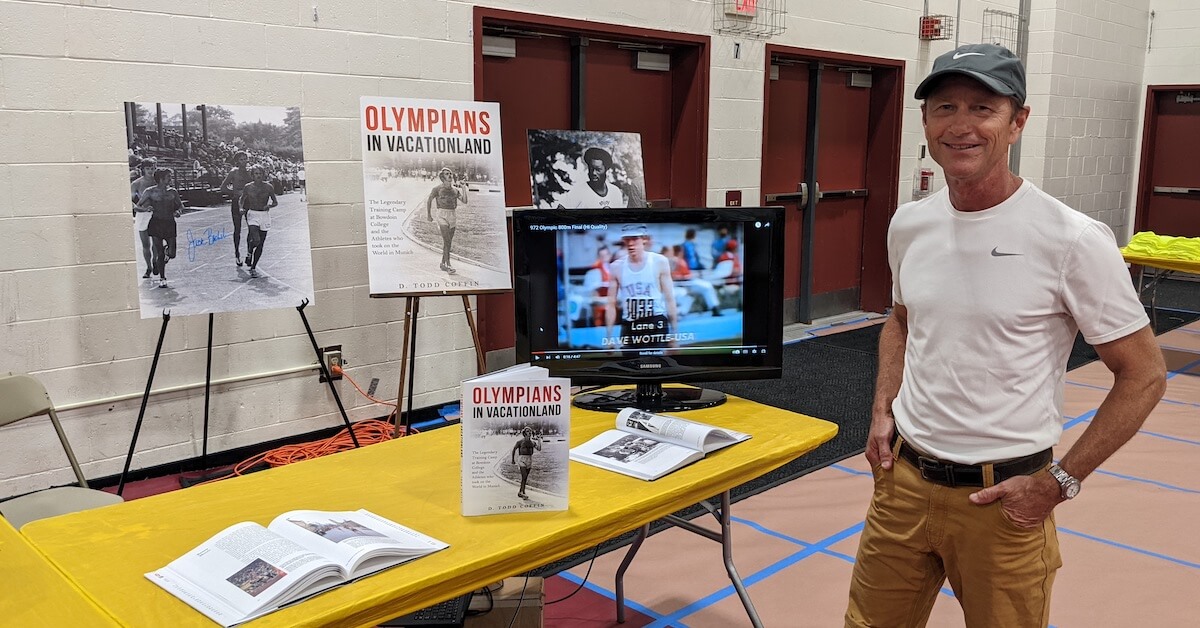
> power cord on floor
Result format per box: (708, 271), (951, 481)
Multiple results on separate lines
(506, 575), (530, 628)
(190, 365), (417, 486)
(544, 545), (601, 605)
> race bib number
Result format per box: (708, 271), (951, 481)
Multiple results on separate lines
(624, 297), (656, 320)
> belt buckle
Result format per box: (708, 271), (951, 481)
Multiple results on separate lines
(917, 456), (955, 487)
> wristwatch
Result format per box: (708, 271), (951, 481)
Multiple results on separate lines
(1048, 464), (1081, 500)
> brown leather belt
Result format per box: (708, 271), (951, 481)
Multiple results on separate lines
(895, 436), (1052, 488)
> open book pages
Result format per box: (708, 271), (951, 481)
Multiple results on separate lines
(569, 407), (751, 481)
(145, 509), (447, 627)
(460, 363), (571, 516)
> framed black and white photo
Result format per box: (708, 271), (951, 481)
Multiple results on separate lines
(527, 129), (648, 209)
(123, 102), (315, 319)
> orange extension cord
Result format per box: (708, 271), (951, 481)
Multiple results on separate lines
(198, 365), (418, 484)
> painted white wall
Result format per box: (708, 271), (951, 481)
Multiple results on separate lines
(1022, 0), (1151, 238)
(0, 0), (1188, 498)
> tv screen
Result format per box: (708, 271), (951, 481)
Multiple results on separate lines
(513, 207), (784, 412)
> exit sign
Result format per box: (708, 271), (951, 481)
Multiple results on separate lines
(726, 0), (758, 18)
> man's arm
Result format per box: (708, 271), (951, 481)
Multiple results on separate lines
(219, 171), (234, 194)
(426, 188), (436, 219)
(658, 258), (678, 344)
(867, 304), (907, 470)
(970, 325), (1166, 525)
(268, 189), (278, 209)
(605, 271), (620, 342)
(1058, 325), (1166, 480)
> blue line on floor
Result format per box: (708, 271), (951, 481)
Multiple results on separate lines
(1087, 467), (1200, 494)
(642, 522), (866, 627)
(832, 463), (872, 477)
(1063, 409), (1097, 430)
(730, 515), (860, 564)
(1131, 428), (1200, 447)
(553, 572), (675, 624)
(1059, 527), (1200, 570)
(1066, 379), (1200, 409)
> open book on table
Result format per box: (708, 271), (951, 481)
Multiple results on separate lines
(570, 407), (750, 481)
(146, 509), (448, 627)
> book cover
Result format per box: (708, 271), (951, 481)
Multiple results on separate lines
(460, 365), (570, 516)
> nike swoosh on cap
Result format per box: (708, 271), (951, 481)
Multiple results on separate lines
(990, 247), (1023, 257)
(953, 52), (986, 59)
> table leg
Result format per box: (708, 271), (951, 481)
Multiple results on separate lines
(717, 490), (764, 628)
(620, 492), (765, 627)
(615, 523), (649, 623)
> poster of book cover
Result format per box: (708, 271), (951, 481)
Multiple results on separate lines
(124, 102), (315, 319)
(527, 129), (648, 209)
(460, 368), (570, 516)
(359, 97), (511, 296)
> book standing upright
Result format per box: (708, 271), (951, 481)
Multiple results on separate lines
(460, 364), (571, 516)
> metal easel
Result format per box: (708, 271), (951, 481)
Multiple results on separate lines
(116, 299), (358, 495)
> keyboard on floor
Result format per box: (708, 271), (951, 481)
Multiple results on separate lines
(378, 591), (472, 627)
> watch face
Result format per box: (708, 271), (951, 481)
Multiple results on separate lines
(1065, 481), (1081, 499)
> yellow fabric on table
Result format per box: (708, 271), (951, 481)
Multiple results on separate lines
(0, 516), (121, 626)
(1121, 231), (1200, 275)
(21, 391), (838, 628)
(1122, 231), (1200, 261)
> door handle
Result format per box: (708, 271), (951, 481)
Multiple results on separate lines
(1152, 186), (1200, 195)
(818, 188), (869, 199)
(765, 182), (819, 207)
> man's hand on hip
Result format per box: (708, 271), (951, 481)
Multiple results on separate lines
(969, 472), (1062, 528)
(865, 412), (896, 470)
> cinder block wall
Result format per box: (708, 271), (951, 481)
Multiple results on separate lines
(6, 0), (1184, 498)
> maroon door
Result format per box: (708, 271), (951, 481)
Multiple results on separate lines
(1137, 88), (1200, 237)
(761, 62), (810, 317)
(473, 8), (710, 363)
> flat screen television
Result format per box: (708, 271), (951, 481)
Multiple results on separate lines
(513, 206), (784, 412)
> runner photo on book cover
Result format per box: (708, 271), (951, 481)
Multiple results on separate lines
(359, 97), (511, 296)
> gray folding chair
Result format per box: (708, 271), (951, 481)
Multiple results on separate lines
(0, 372), (123, 530)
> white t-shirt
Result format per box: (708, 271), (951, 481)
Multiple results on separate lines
(888, 180), (1148, 464)
(559, 181), (627, 209)
(613, 252), (669, 321)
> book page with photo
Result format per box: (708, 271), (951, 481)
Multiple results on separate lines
(145, 509), (447, 627)
(460, 364), (571, 516)
(569, 407), (750, 481)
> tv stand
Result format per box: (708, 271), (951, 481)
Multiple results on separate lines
(572, 382), (727, 413)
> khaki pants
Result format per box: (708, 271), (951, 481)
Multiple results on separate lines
(845, 440), (1062, 627)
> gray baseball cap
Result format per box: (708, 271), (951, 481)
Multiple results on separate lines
(915, 43), (1026, 104)
(621, 223), (649, 238)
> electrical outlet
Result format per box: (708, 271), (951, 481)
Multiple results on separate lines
(319, 345), (343, 382)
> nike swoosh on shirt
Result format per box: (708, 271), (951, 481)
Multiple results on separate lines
(991, 247), (1023, 257)
(953, 52), (986, 59)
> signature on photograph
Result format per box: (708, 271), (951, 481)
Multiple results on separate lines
(187, 227), (231, 262)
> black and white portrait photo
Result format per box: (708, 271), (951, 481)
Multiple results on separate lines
(527, 129), (648, 209)
(124, 102), (315, 319)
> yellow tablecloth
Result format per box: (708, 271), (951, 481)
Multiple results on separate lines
(20, 393), (838, 628)
(1121, 253), (1200, 275)
(0, 516), (121, 626)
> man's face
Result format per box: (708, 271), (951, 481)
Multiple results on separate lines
(252, 169), (265, 181)
(140, 165), (154, 177)
(922, 75), (1028, 186)
(586, 158), (607, 184)
(623, 236), (647, 259)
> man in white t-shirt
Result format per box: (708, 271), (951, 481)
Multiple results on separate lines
(557, 147), (627, 209)
(605, 224), (677, 350)
(845, 44), (1166, 628)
